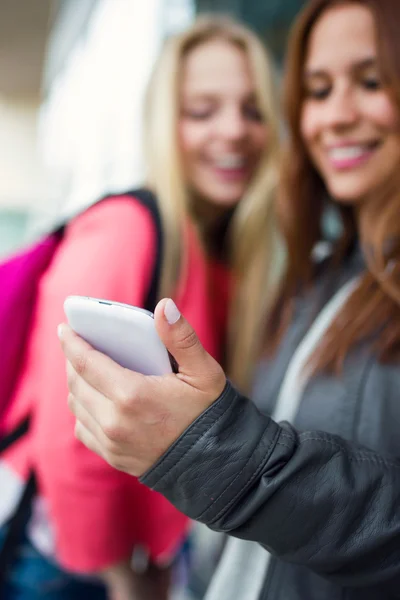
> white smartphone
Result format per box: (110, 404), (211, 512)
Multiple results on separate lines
(64, 296), (176, 375)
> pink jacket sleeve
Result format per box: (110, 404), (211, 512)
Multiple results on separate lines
(25, 197), (188, 572)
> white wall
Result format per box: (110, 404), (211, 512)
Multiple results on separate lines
(0, 94), (51, 255)
(0, 95), (48, 211)
(39, 0), (195, 221)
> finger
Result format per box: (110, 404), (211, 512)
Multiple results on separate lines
(75, 420), (104, 458)
(68, 391), (109, 442)
(66, 360), (113, 427)
(69, 388), (133, 450)
(59, 323), (141, 402)
(75, 420), (138, 475)
(154, 299), (226, 393)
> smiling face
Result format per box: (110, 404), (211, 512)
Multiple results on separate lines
(178, 38), (268, 215)
(300, 3), (400, 205)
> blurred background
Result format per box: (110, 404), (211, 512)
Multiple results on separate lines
(0, 0), (306, 258)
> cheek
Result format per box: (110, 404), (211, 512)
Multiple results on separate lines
(251, 125), (269, 155)
(368, 93), (400, 132)
(300, 102), (319, 146)
(178, 122), (194, 157)
(178, 121), (207, 161)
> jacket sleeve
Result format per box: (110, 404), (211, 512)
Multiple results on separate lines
(141, 381), (400, 588)
(28, 197), (188, 573)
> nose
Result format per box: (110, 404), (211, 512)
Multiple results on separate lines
(323, 86), (360, 129)
(216, 106), (248, 142)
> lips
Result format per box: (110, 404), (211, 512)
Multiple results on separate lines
(205, 155), (249, 184)
(213, 154), (246, 169)
(326, 141), (381, 170)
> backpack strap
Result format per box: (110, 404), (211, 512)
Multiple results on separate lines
(0, 417), (30, 454)
(0, 471), (36, 585)
(0, 416), (34, 586)
(85, 187), (162, 311)
(54, 187), (162, 310)
(119, 188), (163, 312)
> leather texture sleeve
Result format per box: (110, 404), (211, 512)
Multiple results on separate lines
(141, 382), (400, 587)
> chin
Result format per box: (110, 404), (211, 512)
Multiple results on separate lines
(326, 180), (366, 205)
(215, 195), (242, 208)
(205, 188), (243, 208)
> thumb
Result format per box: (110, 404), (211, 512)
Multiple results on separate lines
(154, 298), (226, 394)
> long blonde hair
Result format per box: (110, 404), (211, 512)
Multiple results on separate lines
(144, 15), (281, 391)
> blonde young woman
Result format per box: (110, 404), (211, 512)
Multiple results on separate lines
(0, 15), (280, 600)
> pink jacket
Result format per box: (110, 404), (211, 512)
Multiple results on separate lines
(1, 196), (231, 573)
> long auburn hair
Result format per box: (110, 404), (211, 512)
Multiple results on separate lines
(144, 15), (281, 391)
(265, 0), (400, 373)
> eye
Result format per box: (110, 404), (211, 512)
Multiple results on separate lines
(182, 109), (213, 120)
(181, 106), (214, 121)
(362, 76), (381, 91)
(305, 86), (331, 100)
(243, 104), (264, 122)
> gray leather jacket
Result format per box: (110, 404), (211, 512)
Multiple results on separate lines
(141, 247), (400, 600)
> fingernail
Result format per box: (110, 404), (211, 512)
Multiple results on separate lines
(57, 324), (65, 339)
(164, 299), (181, 325)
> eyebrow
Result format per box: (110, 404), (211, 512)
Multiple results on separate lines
(182, 93), (217, 101)
(183, 91), (258, 102)
(304, 56), (377, 79)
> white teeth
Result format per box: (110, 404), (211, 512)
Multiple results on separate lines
(214, 155), (245, 169)
(329, 146), (369, 161)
